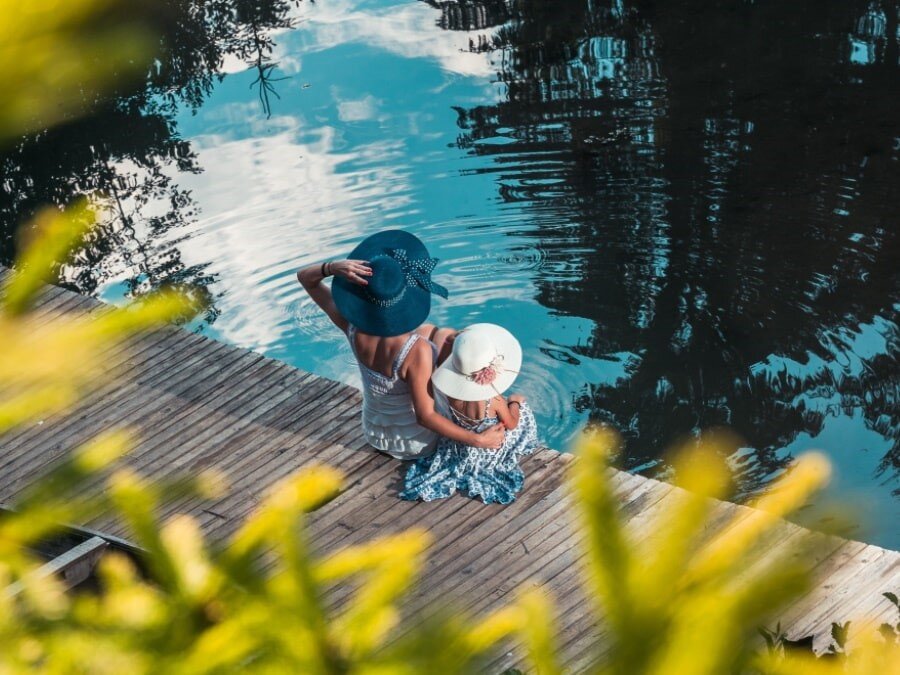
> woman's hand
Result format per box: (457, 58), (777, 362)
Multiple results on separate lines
(473, 423), (506, 449)
(508, 394), (526, 405)
(330, 259), (372, 285)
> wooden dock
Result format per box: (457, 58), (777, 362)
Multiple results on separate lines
(1, 271), (899, 671)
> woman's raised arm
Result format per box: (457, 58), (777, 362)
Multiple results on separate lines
(296, 259), (372, 333)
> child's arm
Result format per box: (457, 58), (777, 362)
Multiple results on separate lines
(492, 396), (517, 430)
(404, 341), (505, 448)
(493, 394), (525, 430)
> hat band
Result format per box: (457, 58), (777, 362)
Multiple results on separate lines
(388, 248), (449, 299)
(364, 284), (407, 308)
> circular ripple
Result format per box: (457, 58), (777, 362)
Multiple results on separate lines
(285, 298), (338, 342)
(515, 365), (585, 449)
(495, 244), (548, 273)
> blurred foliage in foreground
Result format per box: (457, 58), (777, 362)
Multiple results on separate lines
(1, 0), (899, 673)
(0, 0), (153, 143)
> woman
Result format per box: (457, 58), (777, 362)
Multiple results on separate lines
(296, 230), (505, 459)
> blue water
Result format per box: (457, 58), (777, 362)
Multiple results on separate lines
(2, 0), (898, 548)
(133, 1), (625, 448)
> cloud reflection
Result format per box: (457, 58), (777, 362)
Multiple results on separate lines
(288, 0), (496, 78)
(171, 121), (413, 354)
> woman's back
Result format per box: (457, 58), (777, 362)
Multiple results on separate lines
(351, 329), (412, 380)
(347, 325), (445, 458)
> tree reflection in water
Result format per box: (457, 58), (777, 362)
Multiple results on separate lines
(0, 0), (302, 324)
(428, 0), (900, 497)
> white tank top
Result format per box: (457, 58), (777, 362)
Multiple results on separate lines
(347, 325), (448, 460)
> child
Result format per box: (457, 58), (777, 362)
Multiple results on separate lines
(400, 323), (539, 505)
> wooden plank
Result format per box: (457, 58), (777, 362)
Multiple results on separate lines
(469, 483), (667, 631)
(19, 284), (88, 321)
(0, 330), (222, 454)
(151, 373), (360, 525)
(0, 338), (236, 488)
(86, 361), (322, 538)
(4, 536), (107, 597)
(317, 454), (571, 617)
(469, 484), (670, 672)
(397, 482), (574, 613)
(847, 569), (900, 636)
(215, 444), (394, 544)
(549, 481), (672, 624)
(55, 347), (276, 504)
(0, 323), (217, 444)
(833, 553), (900, 628)
(80, 356), (294, 511)
(523, 517), (822, 672)
(17, 283), (72, 315)
(1, 344), (258, 516)
(426, 496), (582, 619)
(316, 477), (471, 570)
(308, 459), (426, 549)
(561, 520), (868, 670)
(186, 374), (355, 484)
(204, 416), (375, 521)
(144, 360), (307, 473)
(407, 473), (653, 624)
(114, 348), (273, 459)
(771, 539), (871, 630)
(202, 432), (381, 541)
(0, 504), (144, 557)
(784, 545), (894, 638)
(553, 485), (697, 667)
(313, 448), (569, 561)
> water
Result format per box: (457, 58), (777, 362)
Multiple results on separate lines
(2, 0), (898, 547)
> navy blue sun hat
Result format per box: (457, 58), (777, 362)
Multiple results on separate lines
(332, 230), (449, 337)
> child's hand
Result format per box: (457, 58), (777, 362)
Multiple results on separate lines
(508, 394), (526, 405)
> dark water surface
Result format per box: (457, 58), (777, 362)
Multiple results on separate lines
(2, 0), (899, 547)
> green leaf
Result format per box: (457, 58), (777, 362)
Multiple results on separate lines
(830, 620), (850, 649)
(757, 627), (776, 651)
(877, 623), (897, 642)
(782, 635), (814, 653)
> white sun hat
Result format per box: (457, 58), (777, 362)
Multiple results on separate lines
(431, 323), (522, 401)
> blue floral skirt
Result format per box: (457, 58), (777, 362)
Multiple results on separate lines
(400, 402), (539, 505)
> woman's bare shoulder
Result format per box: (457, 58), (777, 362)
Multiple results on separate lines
(399, 335), (434, 379)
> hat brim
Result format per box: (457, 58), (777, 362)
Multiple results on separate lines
(431, 323), (522, 401)
(332, 230), (433, 337)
